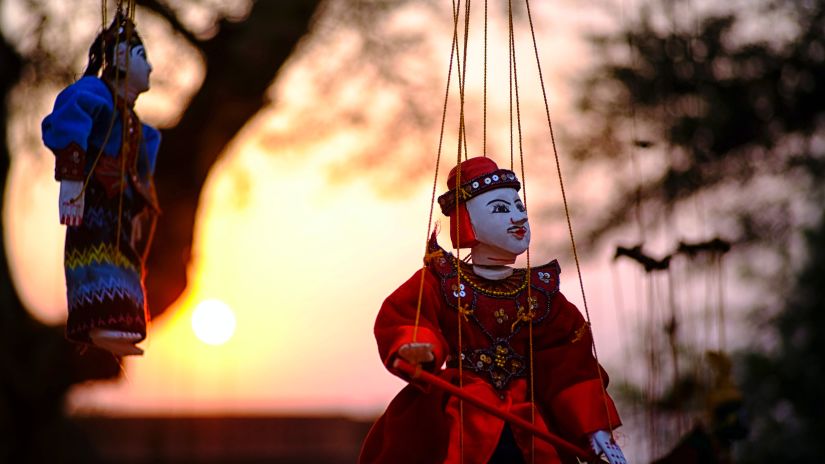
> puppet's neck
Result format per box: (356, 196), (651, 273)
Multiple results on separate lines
(471, 243), (517, 280)
(471, 263), (514, 280)
(105, 77), (140, 108)
(114, 84), (140, 107)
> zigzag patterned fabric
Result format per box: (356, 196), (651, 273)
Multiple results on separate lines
(65, 174), (149, 344)
(65, 240), (137, 270)
(80, 206), (121, 230)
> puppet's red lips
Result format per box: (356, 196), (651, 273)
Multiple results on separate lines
(508, 226), (527, 239)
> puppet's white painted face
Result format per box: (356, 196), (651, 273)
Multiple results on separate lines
(466, 187), (530, 258)
(115, 43), (152, 93)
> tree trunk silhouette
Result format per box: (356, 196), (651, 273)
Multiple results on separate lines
(144, 1), (322, 318)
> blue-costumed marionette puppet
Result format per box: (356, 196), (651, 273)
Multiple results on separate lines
(41, 12), (160, 356)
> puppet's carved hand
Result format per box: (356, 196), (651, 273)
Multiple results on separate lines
(589, 430), (627, 464)
(398, 342), (435, 365)
(59, 180), (85, 226)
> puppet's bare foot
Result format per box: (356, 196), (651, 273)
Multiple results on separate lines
(90, 329), (144, 356)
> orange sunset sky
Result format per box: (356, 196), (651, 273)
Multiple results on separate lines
(3, 1), (733, 423)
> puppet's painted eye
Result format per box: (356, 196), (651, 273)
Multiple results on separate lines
(491, 203), (509, 213)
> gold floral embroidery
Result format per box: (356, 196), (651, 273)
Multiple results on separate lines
(571, 322), (590, 343)
(510, 297), (538, 332)
(458, 302), (474, 321)
(423, 249), (444, 265)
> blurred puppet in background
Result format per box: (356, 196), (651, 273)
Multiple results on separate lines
(360, 157), (627, 464)
(41, 10), (160, 356)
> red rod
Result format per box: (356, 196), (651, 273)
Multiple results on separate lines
(393, 358), (595, 460)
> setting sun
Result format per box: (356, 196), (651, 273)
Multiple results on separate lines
(191, 299), (236, 346)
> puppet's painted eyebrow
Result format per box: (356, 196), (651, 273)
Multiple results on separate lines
(487, 199), (511, 205)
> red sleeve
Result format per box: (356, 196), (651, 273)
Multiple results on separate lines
(54, 142), (86, 181)
(374, 267), (449, 379)
(533, 291), (622, 438)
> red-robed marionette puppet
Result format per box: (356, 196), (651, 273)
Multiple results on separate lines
(41, 12), (159, 357)
(360, 157), (627, 464)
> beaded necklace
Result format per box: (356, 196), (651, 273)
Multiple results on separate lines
(455, 259), (528, 297)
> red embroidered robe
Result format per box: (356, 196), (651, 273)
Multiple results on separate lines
(359, 238), (622, 464)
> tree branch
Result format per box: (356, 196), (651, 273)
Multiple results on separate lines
(137, 0), (202, 49)
(145, 1), (322, 318)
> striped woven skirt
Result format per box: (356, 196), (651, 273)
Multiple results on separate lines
(64, 172), (148, 345)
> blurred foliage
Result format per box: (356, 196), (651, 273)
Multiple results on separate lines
(574, 0), (825, 461)
(574, 0), (825, 249)
(737, 216), (825, 462)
